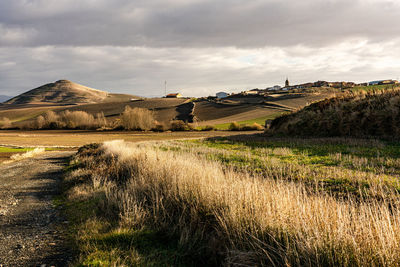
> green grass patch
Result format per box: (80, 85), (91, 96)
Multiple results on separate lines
(213, 113), (283, 130)
(0, 146), (68, 153)
(0, 146), (34, 153)
(80, 228), (189, 267)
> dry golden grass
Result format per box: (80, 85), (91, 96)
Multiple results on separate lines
(68, 139), (400, 266)
(268, 88), (400, 138)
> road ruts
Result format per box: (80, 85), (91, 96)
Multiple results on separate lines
(0, 151), (75, 266)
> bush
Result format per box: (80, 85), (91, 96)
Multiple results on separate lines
(34, 115), (46, 129)
(40, 111), (61, 129)
(119, 106), (155, 131)
(240, 122), (263, 131)
(170, 120), (192, 131)
(30, 110), (108, 130)
(62, 110), (96, 129)
(228, 122), (263, 131)
(152, 121), (167, 132)
(0, 117), (12, 129)
(228, 121), (240, 131)
(252, 122), (264, 131)
(201, 125), (215, 131)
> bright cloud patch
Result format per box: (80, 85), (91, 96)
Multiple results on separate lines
(1, 39), (400, 97)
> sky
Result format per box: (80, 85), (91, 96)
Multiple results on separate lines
(1, 0), (400, 97)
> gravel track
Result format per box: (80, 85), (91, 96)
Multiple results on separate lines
(0, 151), (75, 266)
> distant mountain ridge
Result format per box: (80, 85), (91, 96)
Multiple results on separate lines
(5, 80), (109, 105)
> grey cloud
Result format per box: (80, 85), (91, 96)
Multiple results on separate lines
(0, 0), (399, 47)
(1, 42), (400, 97)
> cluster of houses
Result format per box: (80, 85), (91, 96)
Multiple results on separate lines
(164, 79), (399, 99)
(214, 78), (399, 99)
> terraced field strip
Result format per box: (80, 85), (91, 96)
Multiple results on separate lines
(212, 112), (283, 130)
(0, 130), (257, 147)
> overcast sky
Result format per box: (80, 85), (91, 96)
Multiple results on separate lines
(1, 0), (400, 97)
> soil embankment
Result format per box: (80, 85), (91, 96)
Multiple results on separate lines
(175, 102), (195, 122)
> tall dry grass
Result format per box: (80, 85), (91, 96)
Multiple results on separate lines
(71, 140), (400, 266)
(268, 88), (400, 138)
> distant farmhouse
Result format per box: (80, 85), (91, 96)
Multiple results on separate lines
(368, 80), (398, 86)
(166, 93), (183, 98)
(216, 92), (228, 98)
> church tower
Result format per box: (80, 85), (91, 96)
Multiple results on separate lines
(285, 77), (289, 87)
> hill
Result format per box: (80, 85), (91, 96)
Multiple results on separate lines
(267, 88), (400, 138)
(5, 80), (112, 105)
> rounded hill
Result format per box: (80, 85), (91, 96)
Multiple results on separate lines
(5, 80), (110, 105)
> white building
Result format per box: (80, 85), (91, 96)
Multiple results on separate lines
(216, 92), (228, 98)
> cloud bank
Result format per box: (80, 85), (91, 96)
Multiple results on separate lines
(0, 0), (399, 96)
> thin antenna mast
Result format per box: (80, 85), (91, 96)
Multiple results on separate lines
(164, 80), (167, 97)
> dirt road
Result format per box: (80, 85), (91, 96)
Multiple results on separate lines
(0, 151), (74, 266)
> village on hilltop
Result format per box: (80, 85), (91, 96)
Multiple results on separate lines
(213, 78), (399, 99)
(164, 78), (399, 99)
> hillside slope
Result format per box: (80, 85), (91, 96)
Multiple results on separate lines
(5, 80), (109, 105)
(267, 89), (400, 138)
(60, 98), (188, 123)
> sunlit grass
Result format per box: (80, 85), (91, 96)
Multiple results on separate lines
(64, 138), (400, 266)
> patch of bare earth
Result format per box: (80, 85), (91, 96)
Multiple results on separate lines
(0, 151), (74, 266)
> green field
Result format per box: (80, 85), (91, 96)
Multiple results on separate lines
(212, 112), (283, 130)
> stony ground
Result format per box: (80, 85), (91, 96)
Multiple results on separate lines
(0, 151), (74, 266)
